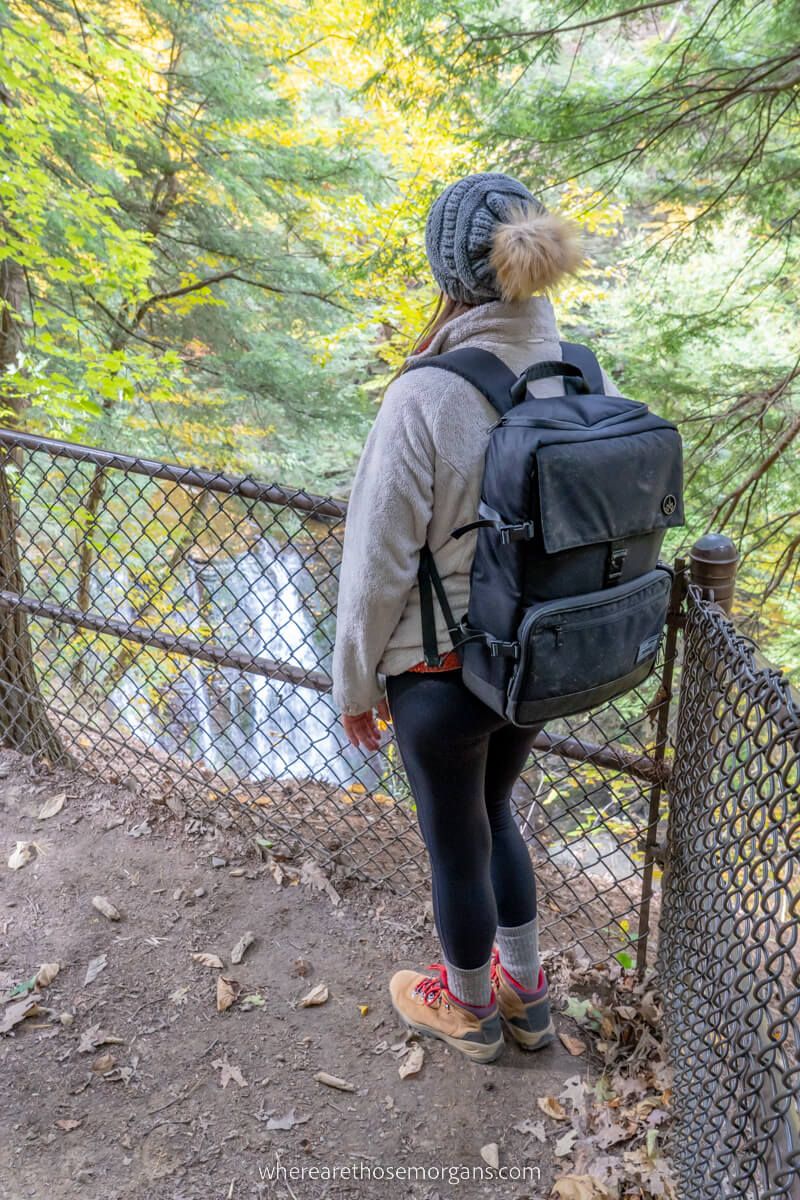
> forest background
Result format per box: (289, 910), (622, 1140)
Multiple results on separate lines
(2, 0), (799, 670)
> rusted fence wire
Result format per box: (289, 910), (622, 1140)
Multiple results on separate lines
(658, 586), (800, 1200)
(0, 427), (677, 966)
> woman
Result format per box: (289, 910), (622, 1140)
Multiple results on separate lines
(332, 172), (614, 1065)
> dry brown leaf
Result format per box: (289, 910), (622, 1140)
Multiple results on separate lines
(0, 994), (42, 1034)
(83, 954), (107, 986)
(192, 952), (224, 970)
(300, 859), (341, 906)
(298, 983), (329, 1008)
(230, 931), (255, 965)
(216, 976), (238, 1012)
(212, 1056), (248, 1089)
(538, 1095), (568, 1120)
(37, 793), (66, 820)
(398, 1042), (424, 1079)
(78, 1023), (124, 1053)
(91, 895), (121, 922)
(36, 962), (60, 988)
(550, 1174), (615, 1200)
(559, 1032), (587, 1056)
(91, 1051), (116, 1073)
(313, 1070), (355, 1092)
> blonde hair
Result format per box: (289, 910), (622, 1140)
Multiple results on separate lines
(392, 294), (474, 379)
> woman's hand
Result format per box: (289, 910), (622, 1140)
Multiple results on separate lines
(342, 698), (392, 752)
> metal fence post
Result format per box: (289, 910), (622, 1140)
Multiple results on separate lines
(689, 533), (739, 612)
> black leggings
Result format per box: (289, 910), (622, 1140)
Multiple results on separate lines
(385, 669), (542, 971)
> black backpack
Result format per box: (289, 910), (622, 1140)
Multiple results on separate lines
(405, 343), (684, 726)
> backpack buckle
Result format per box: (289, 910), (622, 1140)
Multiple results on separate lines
(499, 521), (535, 545)
(488, 640), (519, 659)
(606, 541), (628, 584)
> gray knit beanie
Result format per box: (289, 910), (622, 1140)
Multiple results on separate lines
(424, 172), (546, 305)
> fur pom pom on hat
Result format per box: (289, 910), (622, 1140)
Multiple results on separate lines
(425, 172), (581, 305)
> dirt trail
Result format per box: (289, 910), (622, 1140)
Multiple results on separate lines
(0, 751), (590, 1200)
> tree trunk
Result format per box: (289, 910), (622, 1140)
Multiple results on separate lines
(0, 453), (65, 761)
(0, 165), (66, 760)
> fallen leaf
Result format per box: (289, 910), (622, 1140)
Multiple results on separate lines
(559, 1075), (590, 1113)
(192, 952), (224, 970)
(212, 1056), (248, 1088)
(84, 955), (108, 986)
(550, 1174), (614, 1200)
(91, 896), (121, 922)
(0, 994), (42, 1034)
(562, 996), (602, 1028)
(35, 962), (60, 988)
(298, 983), (329, 1008)
(230, 931), (255, 965)
(555, 1128), (578, 1158)
(358, 1004), (369, 1017)
(216, 976), (238, 1012)
(265, 1108), (310, 1130)
(300, 860), (340, 906)
(7, 972), (38, 999)
(55, 1118), (83, 1132)
(313, 1071), (355, 1092)
(165, 796), (185, 819)
(559, 1032), (587, 1056)
(480, 1143), (499, 1169)
(91, 1051), (116, 1073)
(538, 1095), (568, 1120)
(512, 1118), (546, 1141)
(37, 793), (66, 820)
(8, 841), (37, 870)
(398, 1043), (424, 1079)
(594, 1119), (636, 1149)
(240, 993), (266, 1009)
(78, 1023), (124, 1053)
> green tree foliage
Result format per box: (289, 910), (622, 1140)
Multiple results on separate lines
(372, 0), (800, 664)
(0, 0), (380, 477)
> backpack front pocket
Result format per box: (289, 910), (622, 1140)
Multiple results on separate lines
(507, 566), (673, 725)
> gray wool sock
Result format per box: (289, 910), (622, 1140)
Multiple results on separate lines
(443, 958), (493, 1008)
(496, 916), (541, 992)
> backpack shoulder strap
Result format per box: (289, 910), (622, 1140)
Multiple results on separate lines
(559, 341), (605, 395)
(404, 348), (516, 416)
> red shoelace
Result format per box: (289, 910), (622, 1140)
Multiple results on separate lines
(413, 964), (450, 1007)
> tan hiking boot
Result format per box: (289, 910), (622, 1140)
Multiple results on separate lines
(490, 948), (556, 1050)
(389, 963), (504, 1064)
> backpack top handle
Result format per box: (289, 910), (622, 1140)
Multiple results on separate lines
(510, 360), (590, 403)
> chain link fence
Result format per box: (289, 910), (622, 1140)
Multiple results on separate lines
(0, 428), (677, 965)
(2, 427), (799, 1193)
(658, 588), (800, 1199)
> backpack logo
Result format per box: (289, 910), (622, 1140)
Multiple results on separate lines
(661, 494), (677, 516)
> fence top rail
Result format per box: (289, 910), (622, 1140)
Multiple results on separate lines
(0, 426), (349, 521)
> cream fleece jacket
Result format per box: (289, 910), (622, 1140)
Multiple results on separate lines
(331, 296), (619, 716)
